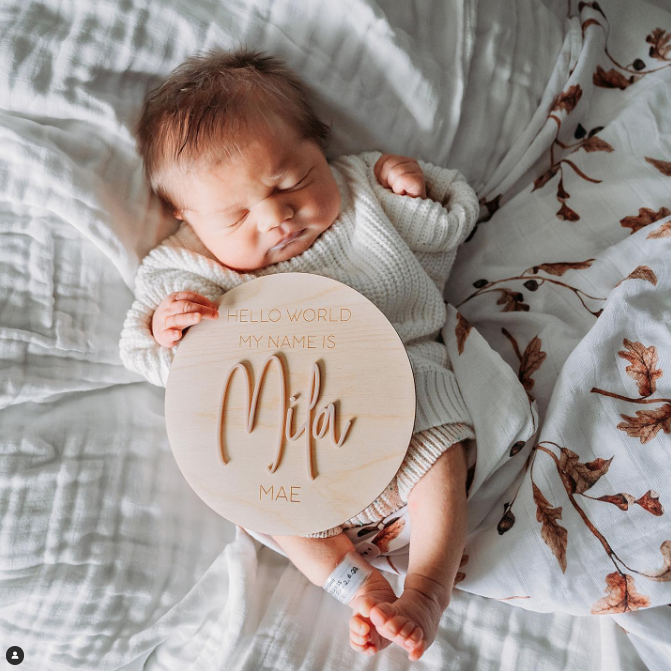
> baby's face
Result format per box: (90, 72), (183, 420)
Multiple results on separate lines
(173, 122), (341, 272)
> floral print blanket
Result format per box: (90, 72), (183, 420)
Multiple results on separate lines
(253, 1), (671, 664)
(444, 0), (671, 664)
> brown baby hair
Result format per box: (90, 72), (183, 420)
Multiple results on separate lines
(134, 46), (331, 213)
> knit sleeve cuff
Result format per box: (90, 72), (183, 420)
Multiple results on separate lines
(396, 423), (476, 502)
(118, 298), (176, 387)
(300, 525), (344, 539)
(369, 162), (479, 254)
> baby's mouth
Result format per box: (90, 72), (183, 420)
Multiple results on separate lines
(269, 229), (305, 252)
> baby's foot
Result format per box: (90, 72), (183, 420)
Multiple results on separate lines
(348, 569), (398, 656)
(369, 573), (450, 660)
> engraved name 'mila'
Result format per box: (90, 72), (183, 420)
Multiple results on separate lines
(217, 354), (354, 480)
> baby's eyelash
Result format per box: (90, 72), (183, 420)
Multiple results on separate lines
(285, 169), (311, 191)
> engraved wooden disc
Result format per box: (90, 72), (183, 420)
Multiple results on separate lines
(165, 272), (416, 536)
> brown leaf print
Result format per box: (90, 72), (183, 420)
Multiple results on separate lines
(372, 517), (405, 553)
(620, 207), (671, 234)
(557, 177), (570, 202)
(646, 28), (671, 61)
(645, 157), (671, 176)
(648, 541), (671, 582)
(647, 222), (671, 239)
(593, 65), (631, 90)
(528, 259), (595, 276)
(635, 490), (665, 516)
(559, 448), (612, 494)
(497, 503), (516, 535)
(533, 484), (568, 573)
(617, 265), (658, 287)
(581, 136), (614, 153)
(479, 194), (502, 222)
(456, 312), (472, 355)
(591, 572), (650, 614)
(618, 339), (663, 398)
(552, 85), (583, 115)
(510, 440), (526, 457)
(557, 202), (580, 221)
(618, 404), (671, 444)
(533, 167), (559, 191)
(597, 493), (635, 511)
(519, 336), (547, 394)
(496, 288), (530, 312)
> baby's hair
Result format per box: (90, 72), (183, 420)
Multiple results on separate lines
(134, 47), (331, 212)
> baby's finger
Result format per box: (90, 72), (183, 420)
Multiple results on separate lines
(165, 311), (204, 330)
(379, 156), (416, 188)
(386, 161), (421, 187)
(169, 291), (219, 310)
(374, 154), (394, 185)
(389, 172), (426, 198)
(155, 329), (182, 349)
(166, 300), (219, 320)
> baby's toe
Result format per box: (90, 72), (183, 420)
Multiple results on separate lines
(369, 602), (396, 628)
(380, 613), (409, 638)
(397, 620), (418, 643)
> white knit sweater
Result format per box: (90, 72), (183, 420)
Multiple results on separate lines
(119, 150), (478, 536)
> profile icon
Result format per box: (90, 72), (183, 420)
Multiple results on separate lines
(6, 646), (24, 665)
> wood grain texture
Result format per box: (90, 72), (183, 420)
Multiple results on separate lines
(165, 273), (415, 536)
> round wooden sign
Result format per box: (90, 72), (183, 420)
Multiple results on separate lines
(165, 273), (416, 536)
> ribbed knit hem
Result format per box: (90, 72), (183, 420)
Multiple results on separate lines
(413, 368), (474, 434)
(397, 423), (476, 502)
(300, 525), (344, 539)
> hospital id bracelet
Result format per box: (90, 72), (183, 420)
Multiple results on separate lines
(322, 550), (373, 604)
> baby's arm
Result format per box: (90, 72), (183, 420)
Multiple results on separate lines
(360, 151), (479, 254)
(119, 265), (223, 386)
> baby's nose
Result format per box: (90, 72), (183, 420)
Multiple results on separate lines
(257, 201), (294, 233)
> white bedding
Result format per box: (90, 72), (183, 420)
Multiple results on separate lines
(1, 0), (669, 669)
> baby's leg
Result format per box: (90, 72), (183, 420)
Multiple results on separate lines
(270, 532), (397, 655)
(369, 441), (468, 660)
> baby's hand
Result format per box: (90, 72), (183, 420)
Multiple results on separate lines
(374, 154), (427, 199)
(151, 291), (219, 348)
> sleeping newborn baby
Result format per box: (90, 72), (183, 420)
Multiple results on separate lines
(119, 48), (479, 660)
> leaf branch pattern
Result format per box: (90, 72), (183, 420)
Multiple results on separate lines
(531, 440), (670, 613)
(458, 259), (606, 317)
(591, 339), (671, 443)
(579, 2), (671, 83)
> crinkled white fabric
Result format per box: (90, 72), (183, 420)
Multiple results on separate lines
(0, 0), (666, 670)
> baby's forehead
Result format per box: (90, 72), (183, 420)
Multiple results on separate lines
(174, 131), (311, 212)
